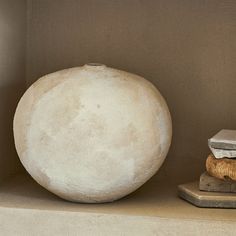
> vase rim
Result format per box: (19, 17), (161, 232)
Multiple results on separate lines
(84, 63), (106, 67)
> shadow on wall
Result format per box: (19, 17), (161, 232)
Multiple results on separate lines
(0, 84), (25, 183)
(0, 0), (27, 182)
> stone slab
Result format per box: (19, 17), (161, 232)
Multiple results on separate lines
(208, 129), (236, 150)
(178, 181), (236, 208)
(209, 146), (236, 159)
(199, 172), (236, 193)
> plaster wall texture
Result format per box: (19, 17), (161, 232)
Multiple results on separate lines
(26, 0), (236, 183)
(0, 0), (26, 182)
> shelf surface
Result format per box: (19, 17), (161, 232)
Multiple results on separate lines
(1, 174), (236, 220)
(0, 174), (236, 235)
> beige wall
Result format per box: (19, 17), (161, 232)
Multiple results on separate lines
(26, 0), (236, 183)
(0, 0), (26, 182)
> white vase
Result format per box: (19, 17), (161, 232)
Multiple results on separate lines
(13, 63), (172, 203)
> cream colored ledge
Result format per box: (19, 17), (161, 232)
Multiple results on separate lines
(0, 174), (235, 235)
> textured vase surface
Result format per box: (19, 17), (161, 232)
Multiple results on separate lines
(14, 64), (172, 203)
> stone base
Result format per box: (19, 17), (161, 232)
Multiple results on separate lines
(178, 182), (236, 208)
(199, 172), (236, 193)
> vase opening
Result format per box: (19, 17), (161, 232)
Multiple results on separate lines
(85, 63), (105, 67)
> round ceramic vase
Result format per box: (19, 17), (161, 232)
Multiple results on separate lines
(13, 64), (172, 203)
